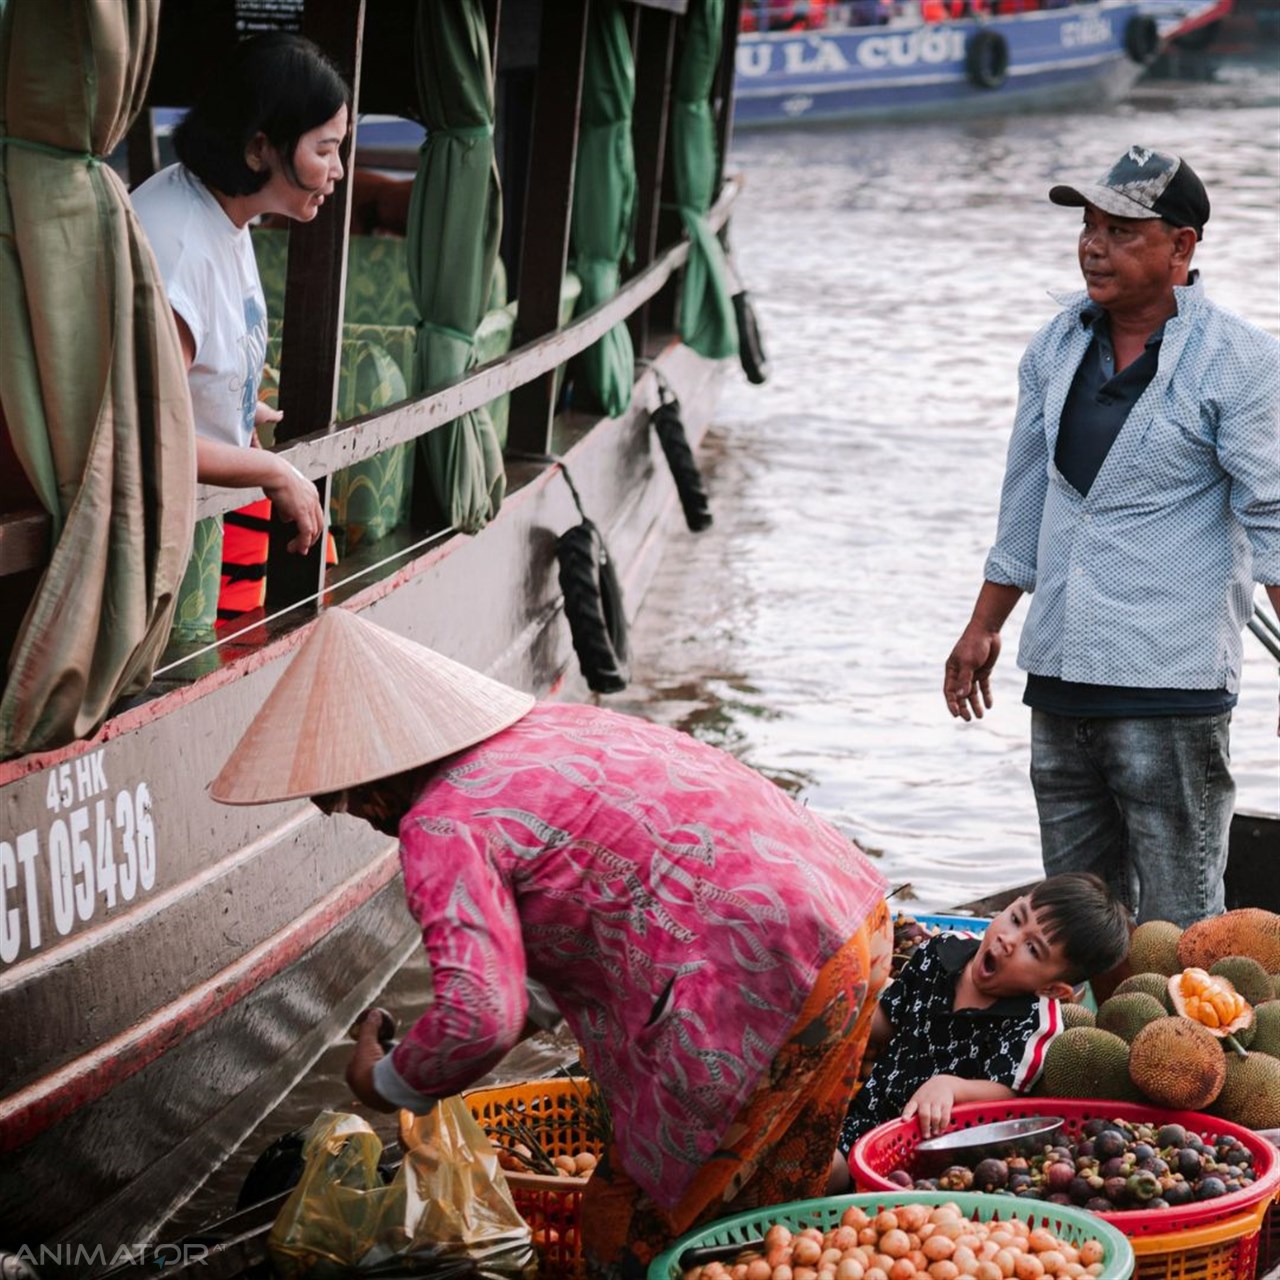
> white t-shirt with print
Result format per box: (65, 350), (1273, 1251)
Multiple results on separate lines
(131, 163), (267, 449)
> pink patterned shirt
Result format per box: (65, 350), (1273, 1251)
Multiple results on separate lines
(377, 702), (886, 1207)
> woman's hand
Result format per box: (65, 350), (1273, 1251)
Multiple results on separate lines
(264, 454), (324, 554)
(345, 1008), (397, 1112)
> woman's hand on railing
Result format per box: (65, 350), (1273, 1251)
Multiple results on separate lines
(263, 454), (324, 555)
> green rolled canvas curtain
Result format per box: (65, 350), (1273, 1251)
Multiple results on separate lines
(0, 0), (195, 758)
(670, 0), (738, 360)
(408, 0), (505, 534)
(569, 0), (637, 418)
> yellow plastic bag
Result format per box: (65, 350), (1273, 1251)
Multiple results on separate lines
(268, 1103), (535, 1278)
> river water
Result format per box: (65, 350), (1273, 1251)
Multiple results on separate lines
(162, 55), (1280, 1239)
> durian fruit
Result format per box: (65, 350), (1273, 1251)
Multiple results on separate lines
(1096, 992), (1168, 1043)
(1251, 1000), (1280, 1058)
(1209, 955), (1274, 1008)
(1128, 1016), (1226, 1111)
(1113, 972), (1173, 1010)
(1042, 1027), (1144, 1102)
(1127, 920), (1183, 976)
(1208, 1051), (1280, 1129)
(1177, 908), (1280, 972)
(1060, 1002), (1096, 1030)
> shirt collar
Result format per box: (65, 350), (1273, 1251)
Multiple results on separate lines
(934, 933), (1041, 1018)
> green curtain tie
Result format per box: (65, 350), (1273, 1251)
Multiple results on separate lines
(419, 319), (477, 346)
(0, 136), (101, 167)
(426, 124), (494, 140)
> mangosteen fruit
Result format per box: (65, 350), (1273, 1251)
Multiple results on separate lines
(973, 1157), (1009, 1192)
(1083, 1118), (1108, 1138)
(1093, 1130), (1128, 1161)
(1131, 1143), (1155, 1163)
(1195, 1176), (1227, 1200)
(1103, 1176), (1128, 1203)
(1125, 1170), (1161, 1203)
(939, 1165), (974, 1191)
(1046, 1192), (1073, 1205)
(1177, 1148), (1203, 1179)
(1163, 1181), (1194, 1207)
(1068, 1176), (1094, 1205)
(1156, 1123), (1187, 1149)
(1008, 1172), (1034, 1194)
(1085, 1196), (1114, 1213)
(1074, 1139), (1096, 1160)
(888, 1168), (914, 1188)
(1100, 1156), (1127, 1180)
(1146, 1197), (1169, 1210)
(1044, 1161), (1076, 1194)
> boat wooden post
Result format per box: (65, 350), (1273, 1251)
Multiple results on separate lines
(629, 7), (679, 357)
(265, 0), (365, 612)
(506, 0), (591, 456)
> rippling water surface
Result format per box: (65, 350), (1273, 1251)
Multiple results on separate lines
(617, 66), (1280, 914)
(164, 60), (1280, 1238)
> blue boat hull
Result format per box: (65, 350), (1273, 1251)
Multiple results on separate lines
(734, 3), (1153, 126)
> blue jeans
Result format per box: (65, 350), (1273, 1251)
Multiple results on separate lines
(1029, 710), (1234, 926)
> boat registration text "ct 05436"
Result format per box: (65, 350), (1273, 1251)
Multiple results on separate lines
(0, 750), (155, 964)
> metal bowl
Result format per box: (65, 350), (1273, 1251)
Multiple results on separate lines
(913, 1115), (1065, 1174)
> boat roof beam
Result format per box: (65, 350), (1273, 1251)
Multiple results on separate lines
(628, 6), (679, 356)
(506, 0), (592, 457)
(266, 0), (365, 613)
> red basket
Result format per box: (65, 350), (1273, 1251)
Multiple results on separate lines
(849, 1096), (1280, 1238)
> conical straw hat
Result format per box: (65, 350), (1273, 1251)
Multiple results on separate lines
(209, 609), (535, 805)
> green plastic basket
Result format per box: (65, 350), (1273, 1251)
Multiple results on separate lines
(648, 1191), (1135, 1280)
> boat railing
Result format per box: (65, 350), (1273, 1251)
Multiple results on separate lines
(192, 177), (740, 525)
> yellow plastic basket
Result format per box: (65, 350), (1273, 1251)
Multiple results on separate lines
(1126, 1196), (1269, 1280)
(461, 1079), (606, 1280)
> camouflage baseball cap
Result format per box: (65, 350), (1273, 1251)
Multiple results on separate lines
(1050, 145), (1210, 240)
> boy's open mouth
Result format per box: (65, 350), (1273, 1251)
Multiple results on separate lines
(978, 947), (998, 979)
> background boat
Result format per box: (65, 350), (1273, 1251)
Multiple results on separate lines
(734, 0), (1166, 125)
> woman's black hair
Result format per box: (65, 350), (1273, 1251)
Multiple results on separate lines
(174, 33), (350, 197)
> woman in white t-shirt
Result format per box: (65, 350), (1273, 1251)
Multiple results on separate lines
(132, 33), (350, 567)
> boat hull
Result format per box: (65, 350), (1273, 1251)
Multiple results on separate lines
(0, 343), (726, 1258)
(734, 4), (1151, 126)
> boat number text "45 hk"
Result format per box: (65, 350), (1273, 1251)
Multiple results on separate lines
(0, 750), (156, 964)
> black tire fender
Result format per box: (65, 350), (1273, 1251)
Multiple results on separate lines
(1124, 13), (1160, 63)
(557, 520), (630, 694)
(965, 29), (1009, 90)
(652, 400), (713, 532)
(733, 290), (770, 385)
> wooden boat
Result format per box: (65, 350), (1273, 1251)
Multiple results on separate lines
(733, 0), (1184, 127)
(0, 0), (745, 1264)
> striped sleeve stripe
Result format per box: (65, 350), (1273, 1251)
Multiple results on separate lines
(1012, 996), (1060, 1090)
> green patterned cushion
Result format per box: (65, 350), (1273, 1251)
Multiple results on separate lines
(170, 515), (223, 645)
(345, 236), (418, 326)
(330, 338), (413, 552)
(251, 229), (417, 328)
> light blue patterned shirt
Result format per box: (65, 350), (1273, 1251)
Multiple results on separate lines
(985, 277), (1280, 693)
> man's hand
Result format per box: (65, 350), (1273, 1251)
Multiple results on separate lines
(944, 625), (1000, 721)
(344, 1008), (397, 1113)
(902, 1075), (960, 1139)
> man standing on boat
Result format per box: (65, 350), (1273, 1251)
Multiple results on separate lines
(943, 146), (1280, 928)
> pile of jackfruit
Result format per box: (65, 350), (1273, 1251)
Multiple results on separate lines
(1037, 907), (1280, 1130)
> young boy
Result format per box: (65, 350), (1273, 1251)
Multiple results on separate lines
(828, 872), (1130, 1192)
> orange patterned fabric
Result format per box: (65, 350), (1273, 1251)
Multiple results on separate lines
(581, 898), (892, 1278)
